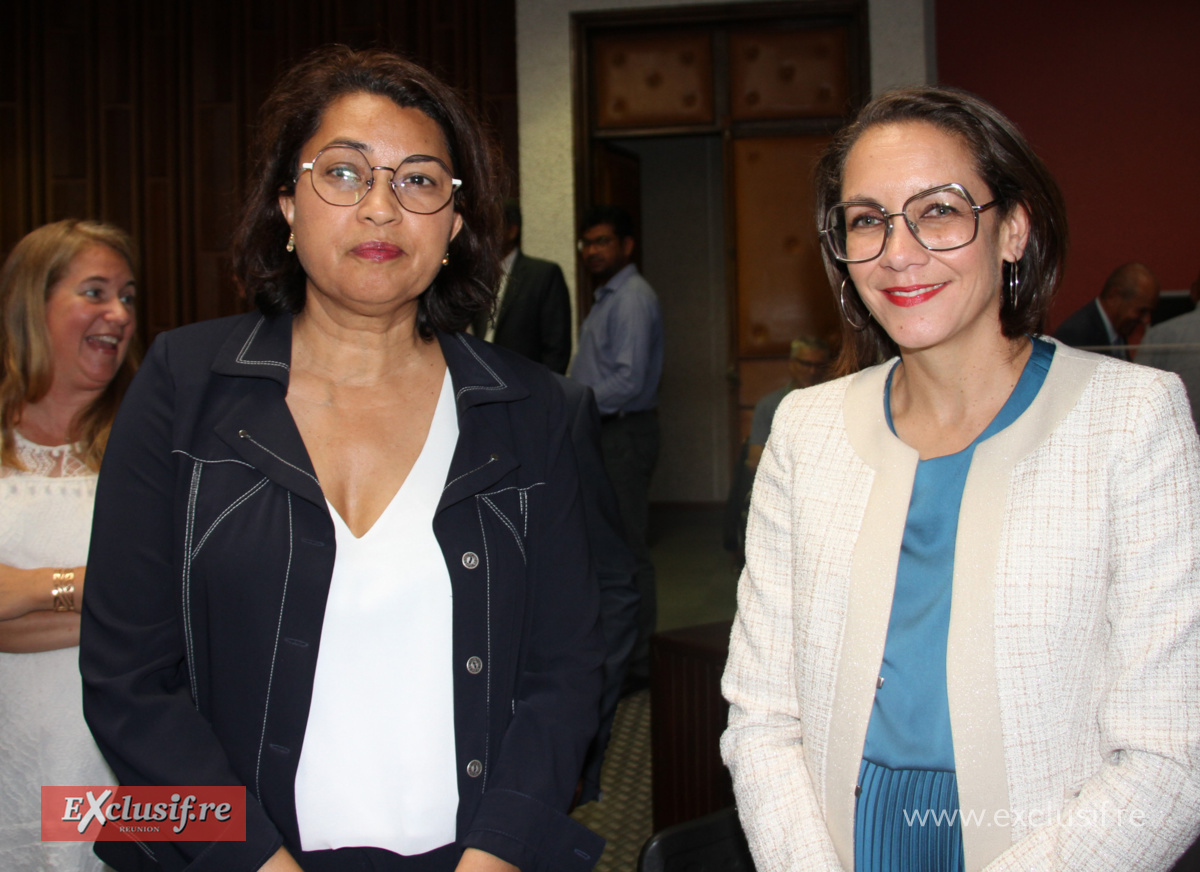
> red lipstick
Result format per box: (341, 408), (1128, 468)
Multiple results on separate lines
(879, 282), (947, 307)
(352, 242), (402, 262)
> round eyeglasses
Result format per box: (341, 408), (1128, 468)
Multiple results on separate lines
(820, 183), (998, 263)
(298, 145), (463, 215)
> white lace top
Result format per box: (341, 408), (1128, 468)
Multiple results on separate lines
(0, 431), (113, 872)
(1, 431), (92, 478)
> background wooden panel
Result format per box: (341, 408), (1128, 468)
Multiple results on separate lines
(733, 135), (837, 357)
(1, 0), (518, 344)
(733, 134), (839, 434)
(592, 30), (714, 130)
(650, 622), (735, 831)
(729, 26), (849, 120)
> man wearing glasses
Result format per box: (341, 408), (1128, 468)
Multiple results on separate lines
(570, 204), (664, 693)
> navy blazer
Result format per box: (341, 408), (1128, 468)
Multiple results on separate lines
(481, 253), (572, 374)
(1053, 298), (1124, 358)
(80, 312), (606, 872)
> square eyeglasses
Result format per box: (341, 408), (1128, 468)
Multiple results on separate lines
(821, 182), (998, 263)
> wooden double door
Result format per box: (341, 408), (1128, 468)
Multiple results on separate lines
(576, 2), (866, 499)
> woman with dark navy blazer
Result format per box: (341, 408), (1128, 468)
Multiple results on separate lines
(79, 47), (605, 872)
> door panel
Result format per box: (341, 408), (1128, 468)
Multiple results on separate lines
(592, 30), (715, 130)
(733, 135), (838, 442)
(591, 141), (643, 236)
(733, 135), (837, 354)
(729, 27), (850, 120)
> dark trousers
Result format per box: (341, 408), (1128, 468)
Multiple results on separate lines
(599, 409), (659, 680)
(298, 842), (459, 872)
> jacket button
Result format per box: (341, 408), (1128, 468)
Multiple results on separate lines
(466, 759), (483, 778)
(466, 656), (483, 674)
(462, 551), (479, 570)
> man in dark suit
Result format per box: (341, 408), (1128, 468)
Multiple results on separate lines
(476, 200), (573, 373)
(1053, 262), (1160, 359)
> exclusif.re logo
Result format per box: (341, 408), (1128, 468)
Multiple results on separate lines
(41, 786), (246, 842)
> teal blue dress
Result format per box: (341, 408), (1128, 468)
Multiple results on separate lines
(853, 338), (1054, 872)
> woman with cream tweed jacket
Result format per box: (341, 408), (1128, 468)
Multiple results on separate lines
(720, 341), (1200, 871)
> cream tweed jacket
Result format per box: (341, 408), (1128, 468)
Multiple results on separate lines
(721, 340), (1200, 872)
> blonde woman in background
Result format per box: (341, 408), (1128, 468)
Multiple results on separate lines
(0, 219), (139, 871)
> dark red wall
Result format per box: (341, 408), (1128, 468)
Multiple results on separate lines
(936, 1), (1199, 329)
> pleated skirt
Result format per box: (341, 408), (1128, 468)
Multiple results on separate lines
(854, 759), (964, 872)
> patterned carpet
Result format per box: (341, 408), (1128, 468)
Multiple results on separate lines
(571, 689), (652, 872)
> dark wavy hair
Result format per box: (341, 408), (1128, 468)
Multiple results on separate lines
(814, 86), (1068, 372)
(232, 45), (503, 337)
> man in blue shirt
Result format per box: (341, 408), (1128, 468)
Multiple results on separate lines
(570, 205), (664, 690)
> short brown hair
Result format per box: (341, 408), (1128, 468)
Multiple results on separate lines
(815, 87), (1068, 373)
(0, 219), (141, 470)
(232, 45), (503, 337)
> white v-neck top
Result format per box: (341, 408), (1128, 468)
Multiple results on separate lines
(295, 370), (460, 855)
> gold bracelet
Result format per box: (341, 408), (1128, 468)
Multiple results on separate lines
(51, 570), (76, 612)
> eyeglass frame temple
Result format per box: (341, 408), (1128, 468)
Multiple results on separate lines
(819, 183), (999, 263)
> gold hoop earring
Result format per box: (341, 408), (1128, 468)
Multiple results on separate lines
(286, 232), (295, 253)
(838, 277), (871, 332)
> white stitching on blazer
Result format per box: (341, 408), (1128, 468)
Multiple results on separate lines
(241, 432), (320, 487)
(477, 483), (544, 562)
(172, 450), (255, 469)
(182, 462), (203, 707)
(255, 492), (294, 797)
(454, 333), (507, 398)
(474, 498), (493, 789)
(443, 455), (496, 492)
(191, 477), (270, 559)
(236, 316), (289, 369)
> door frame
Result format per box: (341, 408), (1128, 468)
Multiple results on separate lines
(571, 0), (868, 462)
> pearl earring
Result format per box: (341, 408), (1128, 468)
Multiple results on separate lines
(286, 232), (296, 253)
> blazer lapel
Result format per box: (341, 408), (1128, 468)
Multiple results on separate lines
(437, 331), (527, 511)
(213, 391), (326, 510)
(205, 320), (535, 512)
(209, 314), (326, 509)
